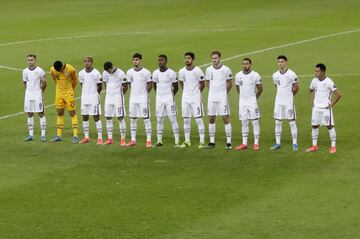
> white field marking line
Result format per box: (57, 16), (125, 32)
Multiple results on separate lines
(0, 27), (347, 47)
(0, 28), (359, 120)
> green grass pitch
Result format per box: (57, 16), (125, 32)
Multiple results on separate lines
(0, 0), (360, 238)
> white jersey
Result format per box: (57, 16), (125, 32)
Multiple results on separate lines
(178, 66), (204, 103)
(127, 67), (152, 104)
(310, 76), (337, 108)
(102, 68), (127, 104)
(152, 68), (177, 103)
(205, 64), (232, 102)
(235, 70), (262, 107)
(272, 69), (298, 105)
(79, 68), (102, 105)
(22, 66), (46, 101)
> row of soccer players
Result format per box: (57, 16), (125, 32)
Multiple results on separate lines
(22, 51), (341, 153)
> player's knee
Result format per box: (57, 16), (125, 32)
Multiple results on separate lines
(117, 117), (123, 121)
(312, 125), (320, 129)
(222, 116), (230, 124)
(83, 115), (89, 121)
(106, 117), (112, 120)
(209, 116), (216, 123)
(38, 112), (44, 118)
(57, 109), (65, 116)
(93, 115), (99, 122)
(27, 112), (34, 117)
(327, 125), (334, 130)
(69, 110), (76, 117)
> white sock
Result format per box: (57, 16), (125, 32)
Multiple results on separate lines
(40, 116), (46, 137)
(27, 116), (34, 136)
(195, 117), (205, 144)
(119, 119), (126, 140)
(225, 123), (232, 144)
(184, 117), (191, 142)
(275, 120), (282, 145)
(157, 117), (164, 142)
(144, 118), (152, 141)
(328, 127), (336, 147)
(289, 120), (298, 144)
(312, 127), (319, 146)
(106, 119), (113, 139)
(209, 123), (216, 143)
(130, 118), (137, 141)
(169, 115), (180, 144)
(95, 120), (102, 139)
(241, 119), (249, 145)
(83, 120), (90, 138)
(252, 119), (260, 145)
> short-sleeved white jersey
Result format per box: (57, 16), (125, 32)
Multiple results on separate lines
(178, 66), (204, 103)
(23, 66), (46, 101)
(79, 68), (102, 105)
(235, 70), (262, 107)
(310, 76), (337, 108)
(103, 68), (127, 104)
(272, 68), (298, 105)
(152, 68), (177, 103)
(127, 67), (152, 104)
(205, 64), (232, 102)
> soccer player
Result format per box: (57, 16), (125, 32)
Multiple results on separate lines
(234, 58), (263, 151)
(78, 56), (103, 145)
(271, 55), (299, 151)
(23, 54), (47, 142)
(50, 60), (79, 143)
(306, 63), (342, 154)
(153, 54), (180, 147)
(102, 61), (128, 146)
(204, 51), (233, 150)
(178, 52), (206, 148)
(126, 53), (153, 148)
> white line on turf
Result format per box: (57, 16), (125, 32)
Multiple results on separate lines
(0, 28), (359, 121)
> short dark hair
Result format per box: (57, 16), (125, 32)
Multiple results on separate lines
(158, 54), (167, 61)
(53, 61), (63, 71)
(316, 63), (326, 72)
(243, 57), (252, 64)
(210, 51), (221, 57)
(185, 52), (195, 59)
(27, 54), (37, 59)
(133, 53), (142, 59)
(277, 55), (287, 61)
(104, 61), (113, 71)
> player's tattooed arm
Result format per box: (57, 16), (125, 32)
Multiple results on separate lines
(146, 82), (153, 93)
(97, 83), (102, 94)
(226, 80), (232, 93)
(199, 81), (205, 92)
(256, 83), (263, 98)
(330, 89), (342, 108)
(292, 82), (299, 95)
(172, 82), (179, 96)
(122, 82), (128, 94)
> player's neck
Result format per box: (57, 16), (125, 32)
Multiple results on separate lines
(28, 65), (37, 70)
(279, 68), (288, 74)
(213, 63), (222, 69)
(243, 69), (252, 74)
(186, 64), (195, 71)
(318, 75), (326, 81)
(159, 67), (168, 72)
(85, 67), (93, 73)
(134, 66), (143, 71)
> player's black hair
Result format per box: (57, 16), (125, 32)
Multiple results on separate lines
(53, 61), (63, 71)
(185, 52), (195, 60)
(158, 54), (167, 61)
(243, 57), (252, 64)
(133, 53), (142, 60)
(316, 63), (326, 72)
(104, 61), (113, 71)
(210, 51), (221, 57)
(27, 54), (37, 59)
(277, 55), (288, 61)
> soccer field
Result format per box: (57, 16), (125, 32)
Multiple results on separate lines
(1, 0), (360, 238)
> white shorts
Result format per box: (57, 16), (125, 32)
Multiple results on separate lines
(105, 102), (126, 118)
(311, 107), (335, 126)
(81, 104), (101, 116)
(274, 104), (296, 120)
(182, 101), (204, 118)
(129, 102), (150, 118)
(24, 99), (44, 113)
(207, 100), (230, 116)
(156, 101), (177, 117)
(239, 105), (260, 120)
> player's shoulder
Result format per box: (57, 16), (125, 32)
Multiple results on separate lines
(65, 64), (76, 72)
(78, 68), (86, 75)
(272, 70), (279, 78)
(235, 71), (243, 78)
(178, 66), (186, 74)
(251, 70), (261, 78)
(92, 68), (101, 75)
(50, 66), (56, 73)
(152, 68), (159, 75)
(141, 67), (151, 75)
(222, 64), (231, 71)
(287, 68), (297, 76)
(116, 68), (126, 76)
(167, 68), (176, 75)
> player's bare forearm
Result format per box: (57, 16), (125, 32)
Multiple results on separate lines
(256, 84), (263, 98)
(236, 85), (240, 94)
(292, 83), (299, 95)
(23, 82), (27, 89)
(172, 82), (179, 96)
(152, 82), (157, 92)
(199, 81), (205, 92)
(226, 80), (232, 93)
(205, 80), (210, 88)
(122, 83), (128, 94)
(309, 90), (315, 106)
(41, 80), (47, 92)
(97, 83), (102, 94)
(146, 82), (152, 93)
(331, 89), (342, 107)
(179, 81), (184, 90)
